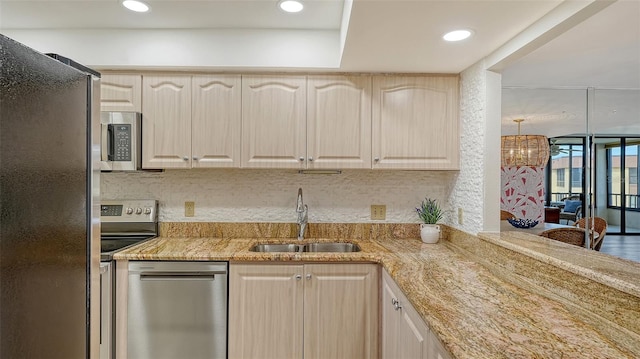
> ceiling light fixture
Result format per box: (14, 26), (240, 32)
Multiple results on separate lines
(501, 119), (550, 167)
(443, 29), (472, 42)
(279, 0), (304, 13)
(122, 0), (150, 13)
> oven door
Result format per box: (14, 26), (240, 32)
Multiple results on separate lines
(100, 262), (114, 359)
(100, 112), (142, 172)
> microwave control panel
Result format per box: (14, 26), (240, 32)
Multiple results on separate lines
(112, 124), (131, 161)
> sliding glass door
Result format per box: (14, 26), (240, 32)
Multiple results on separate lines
(603, 139), (640, 234)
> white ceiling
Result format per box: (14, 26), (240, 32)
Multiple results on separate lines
(0, 0), (561, 73)
(0, 0), (345, 30)
(1, 0), (638, 137)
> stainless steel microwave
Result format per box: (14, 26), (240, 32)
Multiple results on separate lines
(101, 112), (142, 171)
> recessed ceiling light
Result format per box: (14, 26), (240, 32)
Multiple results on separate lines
(279, 0), (304, 13)
(443, 29), (473, 42)
(122, 0), (150, 13)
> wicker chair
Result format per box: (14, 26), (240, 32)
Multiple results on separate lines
(559, 195), (582, 224)
(538, 228), (587, 247)
(575, 217), (607, 251)
(500, 210), (515, 220)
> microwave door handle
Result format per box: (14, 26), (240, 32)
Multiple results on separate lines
(107, 124), (114, 161)
(101, 123), (109, 162)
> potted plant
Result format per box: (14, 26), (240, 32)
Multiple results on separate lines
(416, 197), (443, 243)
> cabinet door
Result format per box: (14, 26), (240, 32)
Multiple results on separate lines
(228, 264), (304, 359)
(429, 334), (453, 359)
(372, 76), (459, 170)
(304, 264), (379, 359)
(100, 74), (142, 112)
(241, 75), (306, 168)
(307, 75), (372, 169)
(192, 75), (241, 168)
(382, 271), (400, 358)
(382, 270), (429, 359)
(142, 75), (192, 169)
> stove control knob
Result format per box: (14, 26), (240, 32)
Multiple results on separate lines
(135, 208), (143, 214)
(126, 207), (134, 215)
(144, 207), (152, 214)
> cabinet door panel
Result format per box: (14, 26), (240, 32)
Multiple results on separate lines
(382, 272), (400, 358)
(142, 75), (192, 169)
(429, 333), (453, 359)
(382, 270), (430, 359)
(101, 74), (142, 112)
(241, 75), (306, 168)
(304, 264), (379, 359)
(192, 75), (241, 168)
(397, 309), (428, 359)
(229, 264), (304, 359)
(372, 76), (459, 170)
(307, 75), (372, 169)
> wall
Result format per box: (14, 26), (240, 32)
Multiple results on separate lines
(2, 29), (341, 70)
(500, 166), (545, 221)
(101, 64), (492, 233)
(451, 60), (492, 234)
(102, 169), (458, 224)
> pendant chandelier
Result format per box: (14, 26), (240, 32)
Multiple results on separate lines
(501, 119), (550, 167)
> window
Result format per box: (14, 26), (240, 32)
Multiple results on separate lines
(571, 168), (582, 188)
(630, 167), (638, 185)
(556, 169), (565, 187)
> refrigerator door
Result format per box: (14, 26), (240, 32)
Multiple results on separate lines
(0, 34), (100, 358)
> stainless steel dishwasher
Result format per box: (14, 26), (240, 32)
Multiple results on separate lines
(128, 261), (228, 359)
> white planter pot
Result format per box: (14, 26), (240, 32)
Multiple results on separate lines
(420, 224), (440, 244)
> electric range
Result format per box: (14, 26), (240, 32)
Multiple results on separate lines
(100, 199), (158, 261)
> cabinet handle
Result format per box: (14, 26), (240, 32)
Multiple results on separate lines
(295, 274), (302, 280)
(306, 274), (312, 280)
(183, 156), (189, 161)
(391, 298), (402, 310)
(299, 157), (305, 162)
(308, 157), (314, 162)
(374, 157), (380, 162)
(193, 156), (199, 161)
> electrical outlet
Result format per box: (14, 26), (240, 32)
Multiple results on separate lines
(185, 201), (195, 217)
(458, 207), (463, 225)
(371, 205), (386, 220)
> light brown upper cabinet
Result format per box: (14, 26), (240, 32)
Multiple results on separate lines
(241, 75), (307, 168)
(372, 76), (459, 170)
(307, 75), (372, 169)
(100, 74), (142, 112)
(142, 75), (192, 169)
(142, 74), (241, 169)
(241, 75), (372, 169)
(191, 75), (241, 168)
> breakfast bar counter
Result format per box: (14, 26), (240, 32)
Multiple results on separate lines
(115, 223), (640, 358)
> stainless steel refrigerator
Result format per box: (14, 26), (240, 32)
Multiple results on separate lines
(0, 34), (101, 358)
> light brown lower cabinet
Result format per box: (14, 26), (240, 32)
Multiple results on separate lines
(228, 263), (379, 359)
(382, 269), (452, 359)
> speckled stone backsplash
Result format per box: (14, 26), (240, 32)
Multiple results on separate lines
(101, 168), (480, 229)
(159, 221), (422, 240)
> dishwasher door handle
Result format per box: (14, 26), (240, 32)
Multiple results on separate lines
(139, 271), (224, 281)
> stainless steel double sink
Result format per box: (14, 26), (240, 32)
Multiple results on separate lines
(250, 242), (361, 253)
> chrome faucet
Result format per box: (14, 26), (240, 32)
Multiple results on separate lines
(296, 188), (308, 240)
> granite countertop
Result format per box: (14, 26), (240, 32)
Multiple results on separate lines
(115, 232), (638, 358)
